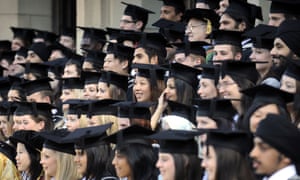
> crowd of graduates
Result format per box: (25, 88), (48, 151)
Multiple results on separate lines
(0, 0), (300, 179)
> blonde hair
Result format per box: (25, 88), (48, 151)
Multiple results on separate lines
(94, 115), (119, 135)
(109, 84), (127, 101)
(44, 151), (78, 180)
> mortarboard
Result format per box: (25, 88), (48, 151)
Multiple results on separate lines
(206, 130), (253, 156)
(63, 123), (112, 149)
(98, 70), (128, 92)
(60, 27), (76, 39)
(255, 114), (300, 162)
(241, 84), (294, 108)
(34, 29), (59, 44)
(183, 8), (220, 29)
(167, 62), (202, 90)
(193, 98), (237, 121)
(121, 2), (155, 26)
(62, 77), (85, 90)
(16, 46), (28, 57)
(0, 51), (15, 64)
(196, 0), (220, 10)
(276, 20), (300, 57)
(148, 130), (202, 155)
(8, 75), (26, 91)
(10, 27), (35, 44)
(9, 130), (44, 152)
(160, 0), (186, 14)
(67, 53), (84, 67)
(211, 30), (243, 47)
(106, 42), (134, 60)
(173, 41), (208, 57)
(131, 63), (167, 87)
(0, 101), (13, 116)
(243, 24), (277, 50)
(0, 141), (16, 164)
(106, 27), (141, 44)
(28, 42), (51, 62)
(152, 19), (185, 42)
(20, 78), (53, 96)
(104, 125), (155, 146)
(20, 62), (49, 79)
(196, 63), (219, 82)
(113, 101), (154, 120)
(167, 100), (197, 125)
(13, 102), (53, 118)
(224, 0), (263, 28)
(81, 71), (101, 85)
(137, 32), (168, 53)
(0, 40), (11, 51)
(82, 48), (106, 67)
(268, 0), (300, 16)
(44, 57), (68, 78)
(77, 26), (107, 42)
(48, 42), (73, 58)
(79, 99), (119, 118)
(283, 59), (300, 81)
(220, 60), (259, 84)
(63, 99), (88, 117)
(38, 129), (75, 154)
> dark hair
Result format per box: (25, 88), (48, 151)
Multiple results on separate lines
(172, 154), (203, 180)
(214, 147), (255, 180)
(144, 47), (166, 65)
(81, 143), (116, 179)
(213, 117), (234, 130)
(25, 144), (43, 180)
(30, 114), (54, 131)
(230, 45), (242, 57)
(174, 78), (196, 105)
(65, 59), (82, 77)
(130, 118), (151, 129)
(109, 83), (127, 101)
(116, 143), (158, 180)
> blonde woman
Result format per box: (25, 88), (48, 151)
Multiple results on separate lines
(60, 78), (84, 112)
(63, 100), (88, 132)
(39, 129), (78, 180)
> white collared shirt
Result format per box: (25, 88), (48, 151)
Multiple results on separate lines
(263, 165), (297, 180)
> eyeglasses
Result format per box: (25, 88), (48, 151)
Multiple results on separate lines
(217, 81), (236, 89)
(120, 19), (136, 24)
(186, 23), (206, 31)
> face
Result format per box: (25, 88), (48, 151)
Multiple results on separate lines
(11, 38), (24, 51)
(19, 114), (44, 132)
(117, 117), (130, 130)
(271, 38), (295, 66)
(198, 78), (218, 99)
(59, 35), (75, 50)
(16, 143), (31, 172)
(49, 50), (65, 61)
(103, 54), (127, 74)
(96, 82), (112, 100)
(156, 153), (175, 180)
(185, 18), (208, 42)
(250, 137), (286, 176)
(213, 45), (239, 62)
(133, 48), (150, 64)
(8, 89), (22, 102)
(27, 50), (43, 63)
(268, 13), (285, 27)
(120, 15), (138, 31)
(26, 91), (50, 103)
(218, 75), (241, 100)
(196, 116), (217, 129)
(219, 14), (242, 31)
(249, 104), (279, 133)
(133, 76), (151, 102)
(13, 115), (23, 131)
(66, 114), (81, 132)
(9, 54), (26, 76)
(202, 145), (217, 180)
(160, 6), (182, 22)
(82, 61), (96, 72)
(164, 78), (177, 101)
(63, 64), (80, 78)
(250, 48), (273, 74)
(174, 53), (186, 64)
(74, 149), (87, 176)
(60, 89), (78, 103)
(40, 148), (57, 177)
(0, 116), (12, 138)
(83, 84), (98, 100)
(280, 74), (297, 94)
(112, 150), (132, 179)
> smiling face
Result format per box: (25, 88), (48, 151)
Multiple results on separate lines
(74, 149), (87, 176)
(280, 74), (297, 94)
(133, 76), (152, 102)
(65, 114), (81, 132)
(185, 18), (208, 42)
(112, 150), (132, 179)
(197, 78), (218, 99)
(163, 78), (177, 101)
(218, 75), (241, 100)
(83, 84), (98, 100)
(96, 82), (112, 100)
(16, 143), (31, 172)
(202, 145), (217, 180)
(40, 148), (57, 177)
(156, 153), (175, 180)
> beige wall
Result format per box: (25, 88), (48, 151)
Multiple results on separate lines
(0, 0), (52, 40)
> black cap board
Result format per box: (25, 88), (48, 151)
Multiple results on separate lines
(137, 32), (168, 51)
(10, 27), (35, 44)
(196, 63), (220, 82)
(13, 102), (53, 120)
(83, 48), (106, 68)
(269, 0), (300, 16)
(63, 99), (89, 116)
(98, 70), (128, 92)
(160, 0), (186, 14)
(183, 8), (220, 29)
(121, 1), (154, 26)
(173, 41), (208, 57)
(79, 99), (119, 118)
(77, 26), (107, 42)
(28, 42), (51, 62)
(20, 78), (53, 96)
(81, 71), (101, 85)
(34, 29), (59, 44)
(106, 42), (134, 60)
(9, 130), (44, 152)
(167, 100), (197, 125)
(211, 30), (243, 47)
(20, 62), (49, 79)
(152, 19), (185, 42)
(283, 59), (300, 81)
(62, 77), (85, 90)
(113, 101), (154, 120)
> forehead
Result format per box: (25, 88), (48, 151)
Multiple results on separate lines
(214, 44), (233, 51)
(121, 15), (133, 20)
(134, 47), (146, 54)
(274, 38), (288, 47)
(161, 5), (176, 12)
